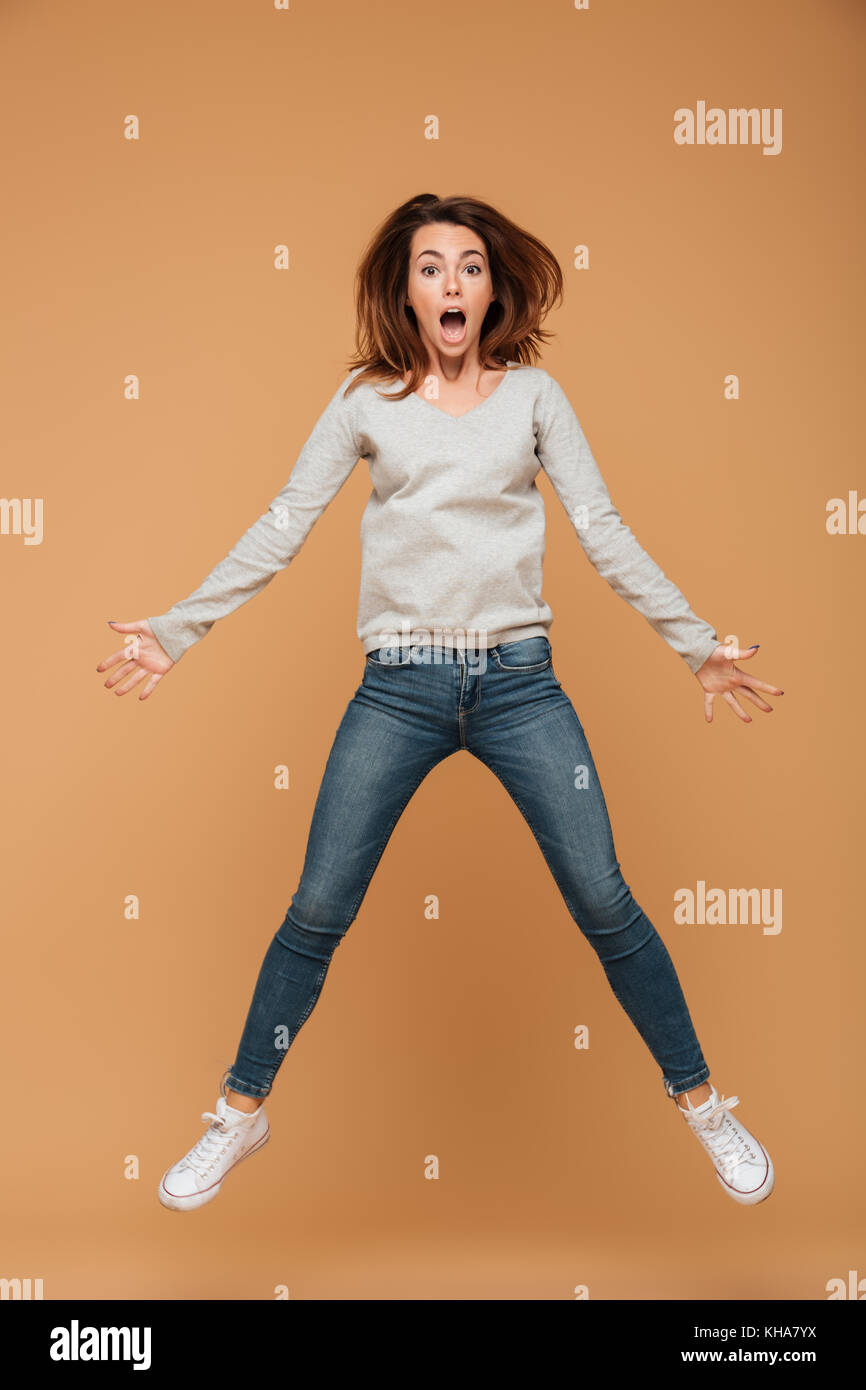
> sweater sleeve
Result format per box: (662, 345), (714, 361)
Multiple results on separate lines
(534, 372), (719, 675)
(147, 370), (364, 663)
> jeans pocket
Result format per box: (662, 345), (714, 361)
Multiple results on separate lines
(491, 636), (552, 672)
(365, 645), (414, 667)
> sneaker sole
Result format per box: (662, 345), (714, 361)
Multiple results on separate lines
(158, 1124), (271, 1212)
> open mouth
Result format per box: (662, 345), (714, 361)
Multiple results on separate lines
(439, 308), (466, 342)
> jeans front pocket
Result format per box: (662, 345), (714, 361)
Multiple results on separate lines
(365, 645), (414, 667)
(490, 636), (553, 672)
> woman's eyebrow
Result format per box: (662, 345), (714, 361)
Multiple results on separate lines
(414, 248), (486, 261)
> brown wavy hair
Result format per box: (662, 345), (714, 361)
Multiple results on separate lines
(343, 193), (564, 401)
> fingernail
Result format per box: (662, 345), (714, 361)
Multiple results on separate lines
(750, 644), (759, 649)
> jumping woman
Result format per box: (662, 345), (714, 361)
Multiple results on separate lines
(97, 193), (781, 1211)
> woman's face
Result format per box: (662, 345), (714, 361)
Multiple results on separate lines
(405, 222), (495, 365)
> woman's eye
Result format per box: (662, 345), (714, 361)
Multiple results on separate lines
(420, 264), (483, 276)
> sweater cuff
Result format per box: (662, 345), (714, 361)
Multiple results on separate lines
(147, 615), (199, 665)
(682, 633), (720, 676)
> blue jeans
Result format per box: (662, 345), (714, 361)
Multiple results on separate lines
(221, 637), (710, 1102)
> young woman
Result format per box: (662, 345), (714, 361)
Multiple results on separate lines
(98, 193), (782, 1212)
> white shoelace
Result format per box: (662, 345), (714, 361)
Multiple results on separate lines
(683, 1094), (756, 1175)
(181, 1110), (244, 1179)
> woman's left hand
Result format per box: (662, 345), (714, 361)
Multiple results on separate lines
(694, 642), (784, 724)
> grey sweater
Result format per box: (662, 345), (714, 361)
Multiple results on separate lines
(148, 363), (719, 674)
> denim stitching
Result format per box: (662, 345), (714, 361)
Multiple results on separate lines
(491, 652), (552, 672)
(456, 655), (483, 742)
(293, 957), (331, 1032)
(491, 638), (552, 672)
(365, 649), (413, 667)
(257, 932), (344, 1089)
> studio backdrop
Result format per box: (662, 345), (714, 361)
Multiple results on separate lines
(1, 0), (863, 1300)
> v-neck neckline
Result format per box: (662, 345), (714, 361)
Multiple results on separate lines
(403, 363), (517, 421)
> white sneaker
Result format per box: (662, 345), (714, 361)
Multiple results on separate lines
(676, 1084), (774, 1205)
(158, 1096), (270, 1211)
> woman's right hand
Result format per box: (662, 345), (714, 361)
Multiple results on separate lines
(96, 619), (175, 700)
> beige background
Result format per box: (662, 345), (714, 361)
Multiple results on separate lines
(1, 0), (863, 1299)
